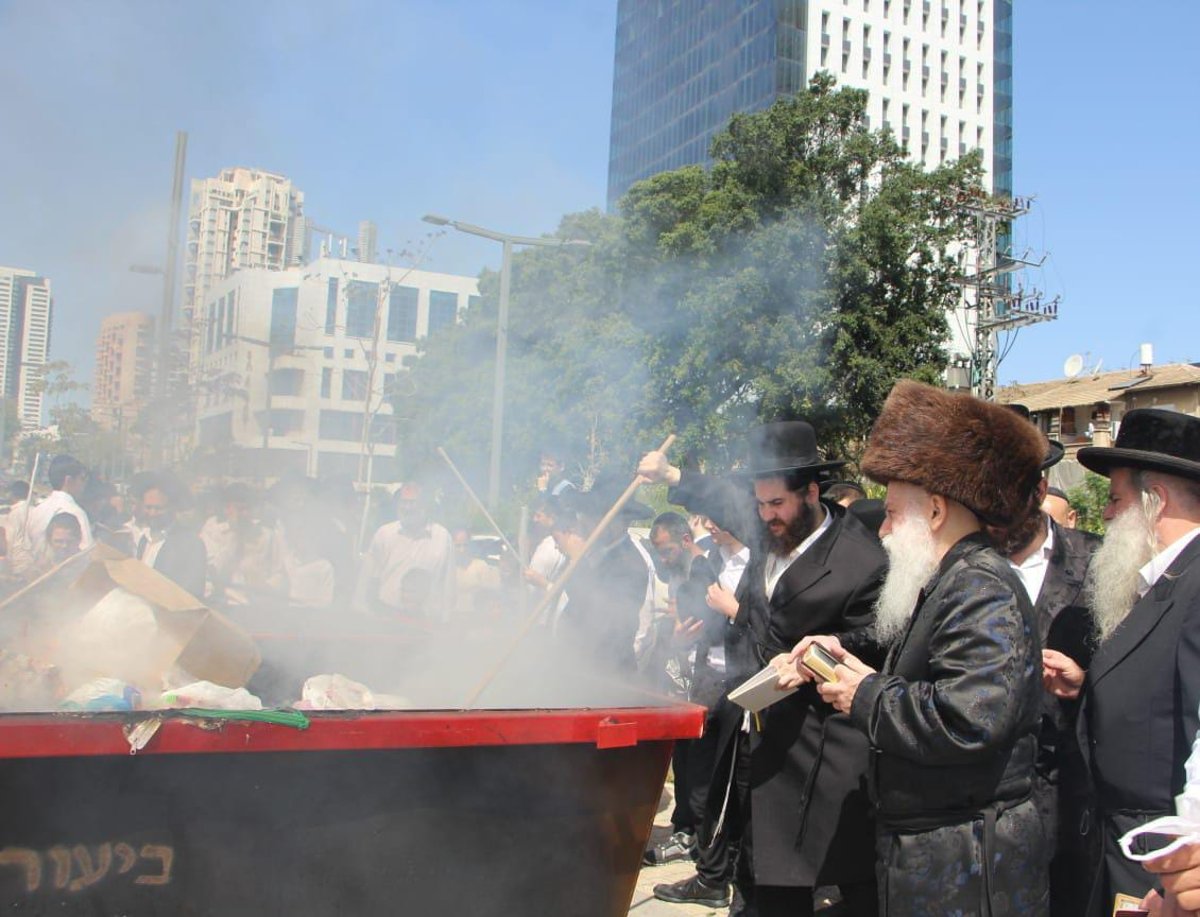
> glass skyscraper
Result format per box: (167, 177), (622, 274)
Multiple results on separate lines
(607, 0), (1012, 208)
(608, 0), (809, 209)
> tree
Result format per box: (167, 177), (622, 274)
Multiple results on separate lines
(397, 74), (987, 507)
(15, 361), (122, 476)
(621, 72), (982, 461)
(1068, 471), (1110, 535)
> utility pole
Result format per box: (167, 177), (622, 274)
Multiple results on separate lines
(957, 192), (1059, 401)
(158, 131), (188, 466)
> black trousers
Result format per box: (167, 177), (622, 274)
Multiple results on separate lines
(671, 709), (723, 833)
(698, 730), (877, 917)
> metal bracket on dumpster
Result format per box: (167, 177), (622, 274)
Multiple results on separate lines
(595, 717), (637, 749)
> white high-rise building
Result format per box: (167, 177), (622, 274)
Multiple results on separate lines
(0, 266), (53, 429)
(193, 258), (479, 481)
(184, 167), (306, 324)
(608, 0), (1012, 365)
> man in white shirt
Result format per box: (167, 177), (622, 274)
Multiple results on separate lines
(26, 454), (93, 553)
(1044, 409), (1200, 913)
(354, 482), (455, 619)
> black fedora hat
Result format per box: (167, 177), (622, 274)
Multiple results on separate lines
(1078, 409), (1200, 481)
(743, 421), (846, 478)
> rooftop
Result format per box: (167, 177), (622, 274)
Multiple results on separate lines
(998, 362), (1200, 413)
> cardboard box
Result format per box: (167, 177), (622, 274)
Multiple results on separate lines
(7, 544), (260, 693)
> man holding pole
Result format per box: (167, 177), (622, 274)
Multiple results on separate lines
(638, 421), (886, 917)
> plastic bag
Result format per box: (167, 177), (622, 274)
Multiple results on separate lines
(298, 673), (414, 710)
(159, 680), (263, 711)
(62, 678), (141, 712)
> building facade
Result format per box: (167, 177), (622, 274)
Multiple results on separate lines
(999, 360), (1200, 490)
(192, 258), (479, 481)
(0, 266), (53, 429)
(184, 167), (307, 325)
(607, 0), (1012, 206)
(91, 312), (155, 431)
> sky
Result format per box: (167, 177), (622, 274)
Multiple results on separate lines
(0, 0), (1197, 400)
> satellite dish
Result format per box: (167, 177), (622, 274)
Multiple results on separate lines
(1063, 354), (1085, 379)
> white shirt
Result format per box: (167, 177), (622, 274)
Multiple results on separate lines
(355, 520), (455, 617)
(717, 543), (750, 595)
(126, 522), (166, 569)
(26, 490), (93, 552)
(764, 504), (832, 598)
(1137, 525), (1200, 599)
(1010, 517), (1055, 605)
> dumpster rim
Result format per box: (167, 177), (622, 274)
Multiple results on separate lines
(0, 704), (707, 759)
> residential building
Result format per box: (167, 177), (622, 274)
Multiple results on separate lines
(999, 358), (1200, 489)
(91, 312), (155, 431)
(0, 266), (53, 429)
(192, 258), (479, 481)
(184, 167), (306, 324)
(607, 0), (1011, 206)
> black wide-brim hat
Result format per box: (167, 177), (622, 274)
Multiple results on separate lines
(741, 421), (846, 478)
(1078, 408), (1200, 481)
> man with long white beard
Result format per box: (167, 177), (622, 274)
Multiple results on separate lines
(1042, 409), (1200, 915)
(775, 379), (1049, 916)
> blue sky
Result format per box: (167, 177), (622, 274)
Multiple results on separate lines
(0, 0), (1196, 396)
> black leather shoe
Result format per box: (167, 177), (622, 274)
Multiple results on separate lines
(652, 874), (731, 907)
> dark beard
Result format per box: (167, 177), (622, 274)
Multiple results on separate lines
(1001, 508), (1047, 558)
(766, 501), (818, 555)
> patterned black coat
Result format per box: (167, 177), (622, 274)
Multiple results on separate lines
(1081, 533), (1200, 915)
(849, 534), (1048, 916)
(668, 471), (887, 887)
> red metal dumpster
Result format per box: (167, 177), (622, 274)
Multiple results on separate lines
(0, 703), (704, 916)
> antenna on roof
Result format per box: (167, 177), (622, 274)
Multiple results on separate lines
(1063, 354), (1084, 379)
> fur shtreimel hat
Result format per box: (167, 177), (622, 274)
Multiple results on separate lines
(861, 379), (1047, 526)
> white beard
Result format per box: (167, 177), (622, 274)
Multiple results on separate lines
(875, 514), (940, 646)
(1087, 499), (1158, 644)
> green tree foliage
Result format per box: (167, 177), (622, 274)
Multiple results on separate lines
(398, 74), (986, 506)
(1068, 471), (1111, 535)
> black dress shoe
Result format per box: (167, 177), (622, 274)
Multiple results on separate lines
(653, 874), (731, 907)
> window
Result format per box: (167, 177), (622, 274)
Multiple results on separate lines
(387, 285), (419, 343)
(269, 367), (304, 397)
(318, 410), (364, 442)
(269, 287), (299, 355)
(428, 291), (458, 335)
(325, 277), (338, 335)
(224, 290), (236, 343)
(323, 346), (334, 359)
(344, 280), (378, 339)
(385, 352), (396, 363)
(320, 367), (332, 399)
(341, 369), (368, 401)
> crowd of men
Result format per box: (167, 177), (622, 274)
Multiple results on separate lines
(623, 383), (1200, 917)
(3, 384), (1200, 916)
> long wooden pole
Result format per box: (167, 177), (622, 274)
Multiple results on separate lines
(436, 446), (521, 561)
(463, 433), (675, 708)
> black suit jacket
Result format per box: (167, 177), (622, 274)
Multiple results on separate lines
(103, 527), (208, 600)
(668, 471), (887, 887)
(1082, 532), (1200, 911)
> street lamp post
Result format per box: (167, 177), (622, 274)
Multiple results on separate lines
(422, 214), (589, 509)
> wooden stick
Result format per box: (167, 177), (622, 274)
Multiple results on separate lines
(463, 433), (675, 708)
(436, 446), (522, 562)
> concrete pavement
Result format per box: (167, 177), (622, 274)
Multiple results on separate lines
(627, 783), (728, 917)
